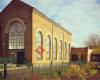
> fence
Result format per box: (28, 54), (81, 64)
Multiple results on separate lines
(0, 57), (16, 64)
(0, 62), (69, 80)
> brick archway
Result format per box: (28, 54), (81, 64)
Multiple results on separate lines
(5, 18), (26, 33)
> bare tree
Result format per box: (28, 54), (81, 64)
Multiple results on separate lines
(85, 34), (100, 49)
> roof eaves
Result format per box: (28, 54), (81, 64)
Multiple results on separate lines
(32, 7), (72, 35)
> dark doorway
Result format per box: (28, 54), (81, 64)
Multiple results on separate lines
(17, 51), (25, 64)
(91, 54), (100, 62)
(81, 54), (83, 61)
(71, 54), (78, 61)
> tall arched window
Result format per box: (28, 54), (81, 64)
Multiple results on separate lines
(64, 42), (67, 60)
(59, 40), (62, 60)
(9, 21), (24, 50)
(53, 38), (57, 60)
(36, 31), (43, 60)
(46, 35), (51, 60)
(68, 44), (70, 54)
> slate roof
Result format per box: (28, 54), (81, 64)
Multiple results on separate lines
(0, 0), (72, 35)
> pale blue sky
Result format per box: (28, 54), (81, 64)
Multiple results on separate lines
(0, 0), (100, 47)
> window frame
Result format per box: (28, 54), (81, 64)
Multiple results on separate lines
(8, 21), (24, 50)
(53, 37), (57, 60)
(59, 40), (63, 60)
(46, 35), (51, 60)
(36, 31), (43, 60)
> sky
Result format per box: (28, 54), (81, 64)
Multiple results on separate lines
(0, 0), (100, 47)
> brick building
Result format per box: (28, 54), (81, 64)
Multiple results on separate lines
(0, 13), (1, 56)
(88, 47), (100, 62)
(71, 47), (88, 63)
(0, 0), (72, 64)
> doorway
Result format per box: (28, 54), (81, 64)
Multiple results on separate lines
(17, 51), (25, 64)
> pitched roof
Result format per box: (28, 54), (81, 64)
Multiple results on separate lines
(92, 47), (100, 54)
(33, 8), (72, 35)
(0, 0), (72, 35)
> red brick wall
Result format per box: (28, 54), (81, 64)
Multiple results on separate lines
(71, 47), (88, 62)
(0, 13), (2, 56)
(0, 0), (33, 63)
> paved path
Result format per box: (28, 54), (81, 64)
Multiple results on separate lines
(88, 72), (100, 80)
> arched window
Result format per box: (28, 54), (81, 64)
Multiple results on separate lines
(36, 31), (43, 60)
(53, 38), (57, 60)
(64, 42), (67, 60)
(68, 44), (70, 54)
(46, 35), (51, 60)
(59, 40), (62, 60)
(9, 21), (24, 50)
